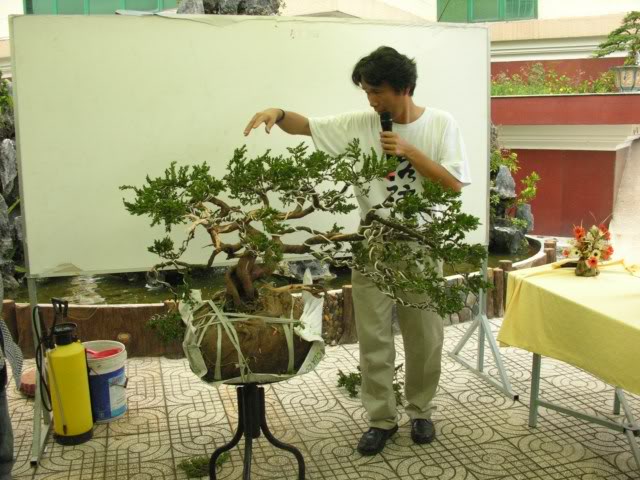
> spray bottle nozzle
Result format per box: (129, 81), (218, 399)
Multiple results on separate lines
(52, 323), (78, 346)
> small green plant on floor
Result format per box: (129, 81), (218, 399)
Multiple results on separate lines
(337, 364), (404, 404)
(178, 452), (230, 478)
(491, 62), (616, 96)
(147, 309), (185, 343)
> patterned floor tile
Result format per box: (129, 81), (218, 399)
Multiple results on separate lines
(104, 458), (176, 479)
(107, 407), (170, 437)
(8, 319), (640, 479)
(33, 437), (107, 479)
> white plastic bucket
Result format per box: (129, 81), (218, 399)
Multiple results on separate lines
(83, 340), (128, 423)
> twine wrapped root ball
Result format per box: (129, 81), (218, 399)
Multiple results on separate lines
(189, 291), (315, 382)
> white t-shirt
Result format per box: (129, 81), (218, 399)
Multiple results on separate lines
(309, 108), (471, 219)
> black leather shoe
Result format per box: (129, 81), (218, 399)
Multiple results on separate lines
(356, 425), (398, 456)
(411, 419), (435, 444)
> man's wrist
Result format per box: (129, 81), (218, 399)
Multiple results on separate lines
(276, 109), (286, 123)
(404, 144), (420, 162)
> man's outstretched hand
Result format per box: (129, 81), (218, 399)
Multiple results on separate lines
(243, 108), (282, 136)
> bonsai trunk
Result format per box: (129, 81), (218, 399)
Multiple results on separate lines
(224, 253), (274, 312)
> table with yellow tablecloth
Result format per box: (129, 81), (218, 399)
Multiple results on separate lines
(497, 259), (640, 468)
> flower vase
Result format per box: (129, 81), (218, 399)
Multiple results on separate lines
(575, 258), (599, 277)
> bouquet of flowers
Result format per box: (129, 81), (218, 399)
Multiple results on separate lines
(562, 224), (614, 276)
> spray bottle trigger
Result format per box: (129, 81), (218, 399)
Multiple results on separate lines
(52, 298), (69, 320)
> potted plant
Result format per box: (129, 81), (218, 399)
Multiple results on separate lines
(121, 140), (488, 383)
(593, 11), (640, 92)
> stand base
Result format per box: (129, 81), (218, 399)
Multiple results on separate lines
(209, 384), (305, 480)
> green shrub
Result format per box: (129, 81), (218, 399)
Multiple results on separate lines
(492, 62), (616, 96)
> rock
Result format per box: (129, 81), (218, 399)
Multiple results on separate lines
(516, 203), (534, 233)
(494, 165), (516, 200)
(490, 124), (499, 151)
(449, 313), (460, 325)
(11, 214), (22, 243)
(0, 109), (13, 141)
(0, 194), (13, 257)
(0, 139), (17, 196)
(2, 273), (19, 291)
(203, 0), (281, 15)
(278, 259), (334, 282)
(177, 0), (204, 13)
(490, 225), (525, 255)
(145, 270), (169, 291)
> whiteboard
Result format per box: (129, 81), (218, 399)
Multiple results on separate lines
(10, 14), (489, 278)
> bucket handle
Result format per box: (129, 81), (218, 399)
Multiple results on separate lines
(88, 367), (128, 389)
(108, 377), (129, 389)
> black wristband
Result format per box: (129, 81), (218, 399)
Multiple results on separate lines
(276, 109), (286, 123)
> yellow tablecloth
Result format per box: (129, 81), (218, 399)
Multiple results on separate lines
(497, 259), (640, 396)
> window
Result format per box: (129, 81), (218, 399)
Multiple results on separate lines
(438, 0), (537, 23)
(24, 0), (177, 15)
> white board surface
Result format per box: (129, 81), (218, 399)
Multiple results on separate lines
(11, 14), (489, 277)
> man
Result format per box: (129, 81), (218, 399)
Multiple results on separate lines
(244, 46), (471, 455)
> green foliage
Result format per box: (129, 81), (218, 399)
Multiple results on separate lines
(489, 148), (540, 235)
(492, 62), (617, 96)
(593, 11), (640, 65)
(224, 141), (396, 214)
(510, 218), (529, 231)
(490, 148), (518, 175)
(147, 310), (185, 343)
(337, 365), (404, 404)
(332, 177), (490, 317)
(123, 138), (488, 316)
(178, 452), (229, 478)
(120, 162), (224, 231)
(518, 171), (540, 206)
(0, 73), (12, 114)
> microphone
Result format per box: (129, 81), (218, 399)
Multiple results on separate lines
(380, 111), (395, 180)
(380, 111), (393, 133)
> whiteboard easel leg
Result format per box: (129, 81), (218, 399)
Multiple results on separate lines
(448, 257), (518, 401)
(27, 278), (50, 468)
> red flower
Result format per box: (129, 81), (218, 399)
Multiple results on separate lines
(562, 249), (570, 257)
(573, 225), (586, 240)
(598, 223), (611, 240)
(587, 256), (598, 268)
(602, 245), (614, 260)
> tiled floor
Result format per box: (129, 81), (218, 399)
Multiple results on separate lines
(6, 320), (640, 479)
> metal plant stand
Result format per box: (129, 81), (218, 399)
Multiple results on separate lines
(210, 384), (305, 480)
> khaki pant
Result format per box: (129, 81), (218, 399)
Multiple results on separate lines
(352, 268), (444, 429)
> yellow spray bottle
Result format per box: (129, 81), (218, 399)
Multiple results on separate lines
(46, 299), (93, 445)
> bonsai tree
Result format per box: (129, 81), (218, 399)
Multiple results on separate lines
(593, 11), (640, 65)
(121, 140), (488, 318)
(121, 140), (489, 382)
